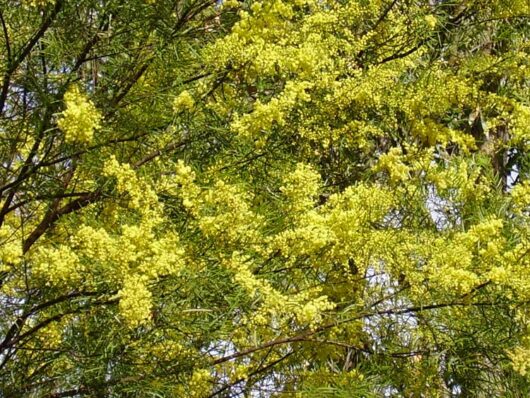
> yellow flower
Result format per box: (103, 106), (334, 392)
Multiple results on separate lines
(424, 15), (438, 29)
(57, 85), (102, 144)
(173, 90), (195, 112)
(24, 0), (53, 7)
(119, 275), (152, 327)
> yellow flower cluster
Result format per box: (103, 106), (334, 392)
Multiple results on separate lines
(296, 295), (335, 326)
(33, 245), (83, 285)
(231, 81), (312, 138)
(511, 180), (530, 214)
(57, 85), (102, 144)
(510, 104), (530, 146)
(0, 225), (22, 272)
(428, 157), (491, 203)
(422, 217), (510, 295)
(226, 252), (334, 329)
(494, 0), (530, 17)
(23, 0), (53, 7)
(424, 15), (438, 29)
(174, 160), (201, 210)
(508, 345), (530, 376)
(221, 0), (241, 8)
(118, 275), (152, 327)
(103, 156), (160, 217)
(199, 181), (261, 243)
(280, 163), (321, 214)
(377, 147), (410, 182)
(175, 161), (263, 245)
(187, 369), (213, 397)
(68, 220), (184, 324)
(173, 90), (195, 113)
(27, 156), (186, 325)
(72, 225), (113, 261)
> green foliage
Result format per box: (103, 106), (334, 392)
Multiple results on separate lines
(0, 0), (529, 396)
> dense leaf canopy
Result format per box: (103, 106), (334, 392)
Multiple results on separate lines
(0, 0), (530, 396)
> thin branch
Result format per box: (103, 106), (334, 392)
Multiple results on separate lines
(0, 291), (101, 353)
(22, 190), (101, 253)
(212, 299), (510, 366)
(132, 140), (187, 168)
(208, 351), (295, 398)
(38, 133), (151, 168)
(0, 10), (11, 61)
(212, 331), (312, 365)
(378, 40), (425, 64)
(4, 191), (92, 215)
(21, 135), (186, 253)
(374, 0), (399, 30)
(0, 0), (64, 114)
(109, 61), (151, 108)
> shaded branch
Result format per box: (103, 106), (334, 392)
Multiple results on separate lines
(0, 0), (64, 114)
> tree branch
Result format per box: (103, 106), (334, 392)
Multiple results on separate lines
(0, 0), (64, 114)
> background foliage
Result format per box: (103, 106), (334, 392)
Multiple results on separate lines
(0, 0), (529, 396)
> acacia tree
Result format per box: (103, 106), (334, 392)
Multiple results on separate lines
(1, 0), (530, 397)
(0, 0), (230, 395)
